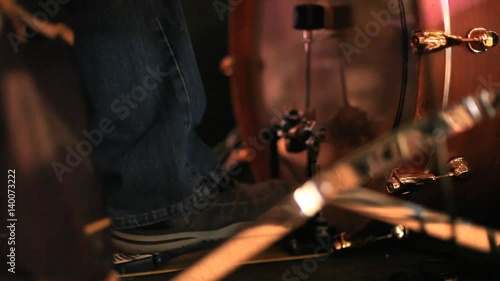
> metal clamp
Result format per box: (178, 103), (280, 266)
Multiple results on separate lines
(333, 225), (409, 251)
(411, 28), (499, 54)
(386, 157), (471, 195)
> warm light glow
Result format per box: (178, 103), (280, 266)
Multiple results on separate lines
(293, 181), (325, 217)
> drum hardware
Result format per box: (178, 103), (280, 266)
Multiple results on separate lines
(386, 156), (471, 195)
(302, 92), (500, 257)
(268, 4), (330, 255)
(293, 4), (325, 112)
(226, 1), (499, 278)
(275, 110), (327, 176)
(332, 225), (409, 251)
(274, 109), (330, 254)
(174, 91), (500, 281)
(411, 28), (499, 54)
(306, 91), (500, 253)
(383, 156), (471, 236)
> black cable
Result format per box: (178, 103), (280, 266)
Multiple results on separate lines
(392, 0), (409, 130)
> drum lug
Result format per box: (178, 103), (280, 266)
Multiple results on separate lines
(411, 28), (499, 54)
(386, 157), (471, 195)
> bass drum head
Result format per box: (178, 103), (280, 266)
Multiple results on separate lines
(229, 0), (500, 231)
(230, 0), (418, 183)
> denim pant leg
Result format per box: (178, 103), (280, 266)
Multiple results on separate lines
(72, 0), (220, 229)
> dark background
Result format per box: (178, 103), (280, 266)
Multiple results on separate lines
(183, 1), (236, 147)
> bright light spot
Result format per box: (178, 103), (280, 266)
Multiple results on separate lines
(393, 225), (408, 240)
(293, 181), (325, 217)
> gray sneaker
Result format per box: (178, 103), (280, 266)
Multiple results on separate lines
(111, 179), (290, 254)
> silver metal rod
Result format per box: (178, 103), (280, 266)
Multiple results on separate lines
(304, 30), (312, 112)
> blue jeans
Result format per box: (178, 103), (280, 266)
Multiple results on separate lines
(72, 0), (220, 229)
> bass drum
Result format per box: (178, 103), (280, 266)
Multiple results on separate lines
(229, 0), (500, 231)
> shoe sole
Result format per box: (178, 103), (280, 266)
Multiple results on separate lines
(112, 222), (250, 254)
